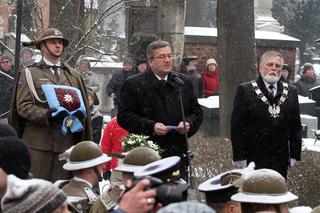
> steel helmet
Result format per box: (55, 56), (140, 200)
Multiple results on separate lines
(35, 28), (69, 50)
(114, 147), (161, 173)
(63, 141), (111, 171)
(231, 169), (298, 204)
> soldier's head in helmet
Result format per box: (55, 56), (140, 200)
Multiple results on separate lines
(114, 147), (161, 184)
(35, 28), (69, 63)
(63, 141), (111, 185)
(231, 168), (298, 213)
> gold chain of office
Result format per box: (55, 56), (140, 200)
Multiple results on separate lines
(251, 81), (289, 118)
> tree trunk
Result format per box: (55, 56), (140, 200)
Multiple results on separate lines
(217, 0), (256, 137)
(158, 0), (186, 72)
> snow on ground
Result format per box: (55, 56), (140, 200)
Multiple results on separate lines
(302, 138), (320, 152)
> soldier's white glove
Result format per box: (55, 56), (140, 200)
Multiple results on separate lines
(235, 160), (247, 169)
(290, 158), (297, 167)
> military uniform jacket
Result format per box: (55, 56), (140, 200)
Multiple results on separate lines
(231, 76), (302, 177)
(62, 179), (95, 198)
(117, 69), (203, 156)
(90, 186), (123, 213)
(9, 60), (92, 153)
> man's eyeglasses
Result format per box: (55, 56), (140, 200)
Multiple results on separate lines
(153, 54), (173, 60)
(1, 60), (11, 64)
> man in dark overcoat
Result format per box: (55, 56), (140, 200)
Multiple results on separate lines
(106, 58), (136, 116)
(117, 40), (203, 180)
(231, 51), (302, 178)
(9, 28), (92, 182)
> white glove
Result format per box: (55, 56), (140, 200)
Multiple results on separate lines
(235, 160), (247, 169)
(290, 158), (297, 167)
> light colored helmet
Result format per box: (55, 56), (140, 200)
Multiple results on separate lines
(35, 28), (69, 49)
(63, 141), (111, 171)
(231, 169), (298, 204)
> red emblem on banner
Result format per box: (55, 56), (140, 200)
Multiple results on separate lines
(54, 88), (80, 111)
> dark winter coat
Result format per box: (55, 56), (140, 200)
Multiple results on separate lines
(294, 75), (320, 97)
(106, 69), (137, 105)
(181, 67), (203, 98)
(202, 68), (219, 97)
(117, 69), (203, 178)
(0, 70), (14, 118)
(90, 107), (103, 144)
(231, 76), (302, 178)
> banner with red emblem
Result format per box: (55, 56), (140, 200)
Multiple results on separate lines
(41, 84), (87, 134)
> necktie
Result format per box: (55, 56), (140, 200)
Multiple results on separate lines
(51, 66), (60, 82)
(269, 85), (274, 99)
(160, 79), (166, 86)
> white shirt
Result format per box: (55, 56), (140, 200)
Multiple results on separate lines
(43, 57), (61, 75)
(154, 73), (168, 81)
(263, 80), (278, 96)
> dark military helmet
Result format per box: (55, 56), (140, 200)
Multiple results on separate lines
(35, 28), (69, 50)
(231, 169), (298, 204)
(63, 141), (111, 171)
(114, 147), (161, 173)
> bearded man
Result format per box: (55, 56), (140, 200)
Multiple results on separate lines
(231, 51), (302, 179)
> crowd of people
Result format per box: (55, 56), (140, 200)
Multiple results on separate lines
(0, 26), (319, 212)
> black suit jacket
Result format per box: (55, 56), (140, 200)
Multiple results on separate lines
(231, 76), (302, 177)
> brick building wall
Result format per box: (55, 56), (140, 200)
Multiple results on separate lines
(0, 3), (15, 37)
(184, 41), (297, 81)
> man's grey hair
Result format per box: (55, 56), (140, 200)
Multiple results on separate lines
(259, 51), (284, 67)
(146, 40), (171, 60)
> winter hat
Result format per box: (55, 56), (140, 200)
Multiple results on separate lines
(0, 124), (17, 137)
(0, 136), (31, 179)
(20, 47), (33, 57)
(123, 57), (133, 65)
(183, 55), (198, 65)
(157, 201), (216, 213)
(303, 63), (314, 73)
(1, 175), (67, 213)
(282, 64), (291, 75)
(206, 58), (217, 67)
(0, 55), (12, 62)
(136, 58), (147, 66)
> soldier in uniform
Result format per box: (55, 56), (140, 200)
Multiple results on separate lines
(90, 147), (161, 213)
(58, 141), (111, 212)
(9, 28), (92, 182)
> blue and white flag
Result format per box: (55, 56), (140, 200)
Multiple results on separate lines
(41, 84), (87, 134)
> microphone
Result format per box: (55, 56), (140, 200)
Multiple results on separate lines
(173, 73), (185, 86)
